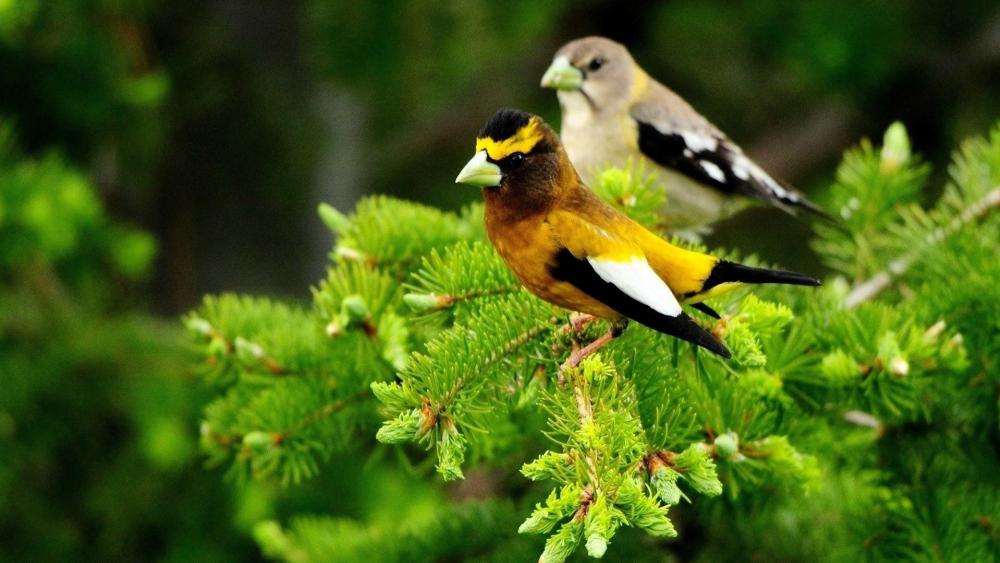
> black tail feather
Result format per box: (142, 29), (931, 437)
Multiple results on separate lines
(703, 260), (821, 292)
(770, 175), (837, 224)
(774, 189), (853, 235)
(645, 312), (730, 358)
(793, 200), (852, 234)
(691, 302), (721, 319)
(791, 197), (837, 224)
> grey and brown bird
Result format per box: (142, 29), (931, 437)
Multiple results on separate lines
(541, 36), (828, 230)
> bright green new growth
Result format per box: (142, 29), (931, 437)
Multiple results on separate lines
(518, 357), (677, 561)
(589, 159), (667, 229)
(186, 124), (1000, 561)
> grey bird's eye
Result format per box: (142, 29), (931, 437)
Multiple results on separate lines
(588, 57), (605, 72)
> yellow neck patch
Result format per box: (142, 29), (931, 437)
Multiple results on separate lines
(476, 118), (543, 161)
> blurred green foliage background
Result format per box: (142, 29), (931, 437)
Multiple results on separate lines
(0, 1), (998, 561)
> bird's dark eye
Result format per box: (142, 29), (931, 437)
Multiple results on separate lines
(498, 152), (526, 174)
(588, 57), (605, 72)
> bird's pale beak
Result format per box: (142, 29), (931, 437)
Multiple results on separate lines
(455, 150), (502, 187)
(540, 56), (583, 90)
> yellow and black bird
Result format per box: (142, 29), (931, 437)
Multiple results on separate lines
(455, 109), (820, 362)
(541, 36), (829, 230)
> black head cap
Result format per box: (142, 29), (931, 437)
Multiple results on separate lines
(478, 108), (532, 141)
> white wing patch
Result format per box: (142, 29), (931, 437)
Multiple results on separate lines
(732, 161), (750, 180)
(680, 131), (717, 153)
(586, 256), (682, 317)
(701, 161), (726, 183)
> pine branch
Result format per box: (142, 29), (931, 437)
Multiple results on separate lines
(281, 389), (372, 438)
(374, 291), (558, 480)
(519, 357), (690, 561)
(319, 197), (484, 276)
(844, 185), (1000, 308)
(404, 240), (521, 327)
(438, 322), (553, 409)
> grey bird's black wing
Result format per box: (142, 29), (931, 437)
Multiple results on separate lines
(630, 104), (829, 219)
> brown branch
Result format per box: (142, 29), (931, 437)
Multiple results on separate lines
(436, 321), (557, 412)
(571, 371), (603, 491)
(281, 388), (371, 439)
(845, 186), (1000, 308)
(206, 389), (371, 453)
(572, 487), (595, 522)
(433, 286), (521, 310)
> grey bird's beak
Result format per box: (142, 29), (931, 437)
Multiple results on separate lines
(455, 150), (502, 187)
(540, 56), (583, 90)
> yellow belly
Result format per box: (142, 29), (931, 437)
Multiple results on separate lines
(487, 216), (620, 319)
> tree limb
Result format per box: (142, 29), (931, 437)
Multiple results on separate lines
(844, 186), (1000, 308)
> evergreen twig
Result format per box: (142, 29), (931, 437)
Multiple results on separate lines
(845, 186), (1000, 308)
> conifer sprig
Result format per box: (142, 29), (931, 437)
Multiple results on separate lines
(404, 240), (521, 324)
(520, 356), (681, 561)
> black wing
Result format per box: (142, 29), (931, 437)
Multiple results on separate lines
(634, 119), (830, 219)
(549, 248), (730, 358)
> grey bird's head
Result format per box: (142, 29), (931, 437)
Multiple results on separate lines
(541, 36), (639, 113)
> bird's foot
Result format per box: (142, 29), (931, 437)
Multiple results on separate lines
(558, 328), (616, 382)
(561, 313), (596, 335)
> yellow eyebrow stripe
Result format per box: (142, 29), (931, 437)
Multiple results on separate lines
(476, 118), (543, 160)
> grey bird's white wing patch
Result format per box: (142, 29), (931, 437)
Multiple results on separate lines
(630, 99), (829, 219)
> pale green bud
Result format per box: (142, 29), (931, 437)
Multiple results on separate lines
(184, 316), (213, 337)
(340, 295), (368, 321)
(617, 479), (677, 537)
(821, 350), (858, 383)
(317, 203), (350, 234)
(714, 431), (740, 459)
(651, 466), (683, 505)
(233, 336), (264, 362)
(375, 409), (421, 444)
(674, 444), (723, 497)
(518, 485), (582, 535)
(539, 521), (583, 563)
(403, 292), (451, 311)
(880, 122), (911, 173)
(325, 320), (343, 338)
(521, 450), (571, 482)
(369, 381), (420, 412)
(584, 495), (622, 558)
(436, 421), (466, 481)
(242, 431), (275, 453)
